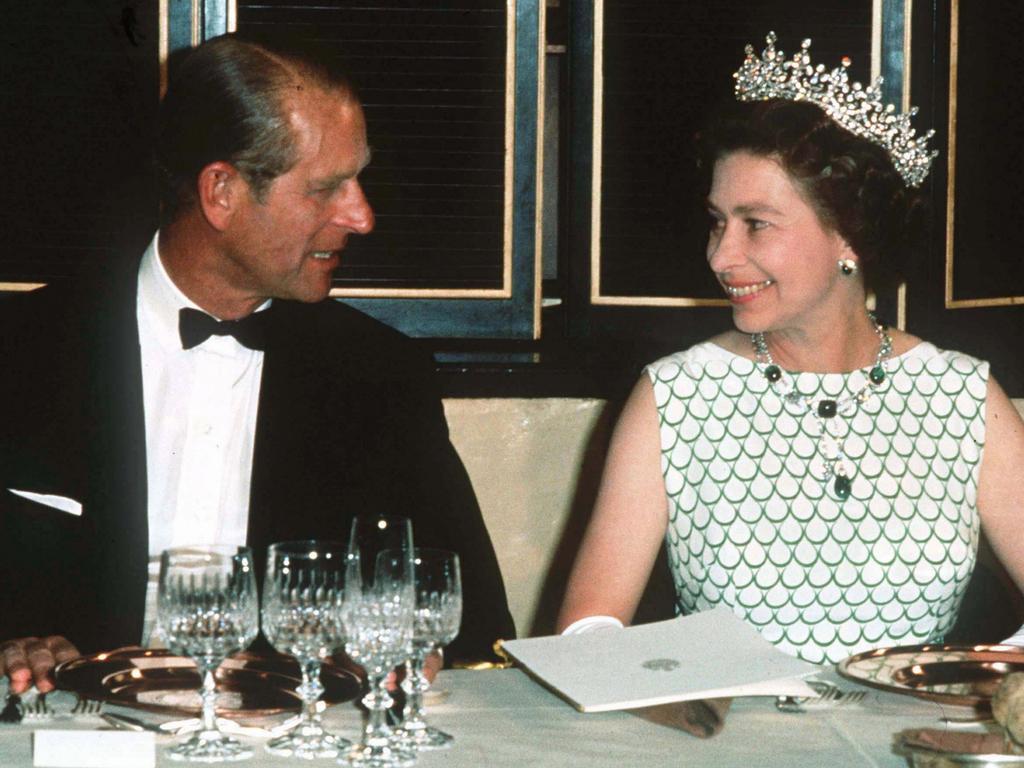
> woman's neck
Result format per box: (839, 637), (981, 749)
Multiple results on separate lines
(758, 306), (884, 373)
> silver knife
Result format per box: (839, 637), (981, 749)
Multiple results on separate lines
(101, 712), (160, 732)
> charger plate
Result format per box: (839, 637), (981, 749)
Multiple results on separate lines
(837, 644), (1024, 707)
(895, 730), (1024, 768)
(55, 647), (362, 717)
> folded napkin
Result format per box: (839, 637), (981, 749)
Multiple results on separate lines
(164, 715), (300, 739)
(102, 709), (301, 739)
(897, 728), (1019, 757)
(631, 698), (732, 738)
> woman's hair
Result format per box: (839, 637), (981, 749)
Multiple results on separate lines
(156, 34), (355, 223)
(695, 99), (927, 285)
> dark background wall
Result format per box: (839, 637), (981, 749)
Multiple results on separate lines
(1, 1), (1022, 399)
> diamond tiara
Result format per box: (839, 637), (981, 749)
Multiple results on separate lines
(733, 31), (937, 187)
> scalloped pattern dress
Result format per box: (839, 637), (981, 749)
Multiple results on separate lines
(645, 341), (988, 664)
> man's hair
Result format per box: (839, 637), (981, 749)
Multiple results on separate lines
(156, 34), (355, 223)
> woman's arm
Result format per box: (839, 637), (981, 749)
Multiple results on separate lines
(556, 375), (672, 632)
(976, 374), (1024, 593)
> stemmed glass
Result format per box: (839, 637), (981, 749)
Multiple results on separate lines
(342, 516), (415, 768)
(397, 549), (462, 750)
(261, 540), (352, 759)
(156, 545), (259, 763)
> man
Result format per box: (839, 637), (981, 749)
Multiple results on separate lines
(0, 34), (514, 693)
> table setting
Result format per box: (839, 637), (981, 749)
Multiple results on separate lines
(4, 649), (1024, 767)
(3, 513), (1024, 767)
(1, 514), (466, 767)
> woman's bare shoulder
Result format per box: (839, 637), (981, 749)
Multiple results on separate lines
(888, 328), (924, 356)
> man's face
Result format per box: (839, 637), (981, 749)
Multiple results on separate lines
(221, 87), (374, 305)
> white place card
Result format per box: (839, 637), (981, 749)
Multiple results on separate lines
(502, 606), (820, 712)
(33, 730), (155, 768)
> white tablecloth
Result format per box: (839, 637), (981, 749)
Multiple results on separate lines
(0, 668), (987, 767)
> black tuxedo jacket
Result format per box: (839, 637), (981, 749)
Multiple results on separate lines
(0, 255), (514, 663)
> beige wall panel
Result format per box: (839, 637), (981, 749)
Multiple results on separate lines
(443, 398), (613, 636)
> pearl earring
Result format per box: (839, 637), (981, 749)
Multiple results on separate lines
(838, 258), (858, 276)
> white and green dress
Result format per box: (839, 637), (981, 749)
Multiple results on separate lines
(646, 341), (988, 664)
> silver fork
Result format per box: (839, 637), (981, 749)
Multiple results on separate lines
(22, 693), (56, 719)
(71, 696), (103, 716)
(812, 686), (867, 707)
(776, 682), (868, 713)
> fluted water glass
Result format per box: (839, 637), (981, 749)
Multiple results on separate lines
(262, 540), (353, 759)
(156, 545), (259, 763)
(397, 549), (461, 749)
(342, 516), (415, 768)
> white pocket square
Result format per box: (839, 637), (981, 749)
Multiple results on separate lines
(7, 488), (82, 517)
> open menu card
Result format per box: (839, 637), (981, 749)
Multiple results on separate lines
(501, 606), (820, 712)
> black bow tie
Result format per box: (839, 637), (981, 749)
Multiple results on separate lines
(178, 307), (268, 351)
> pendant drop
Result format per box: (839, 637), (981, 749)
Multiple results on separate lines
(765, 364), (782, 383)
(869, 365), (885, 384)
(833, 474), (852, 500)
(817, 399), (837, 418)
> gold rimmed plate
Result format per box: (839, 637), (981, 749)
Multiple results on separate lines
(838, 644), (1024, 707)
(55, 648), (362, 718)
(895, 730), (1024, 767)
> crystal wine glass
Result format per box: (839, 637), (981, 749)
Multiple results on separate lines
(261, 540), (353, 759)
(346, 516), (414, 589)
(342, 520), (416, 768)
(397, 549), (461, 749)
(156, 545), (259, 763)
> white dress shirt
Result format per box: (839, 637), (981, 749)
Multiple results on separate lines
(136, 233), (267, 644)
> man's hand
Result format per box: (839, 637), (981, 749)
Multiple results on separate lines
(423, 649), (442, 683)
(0, 637), (80, 694)
(383, 650), (444, 690)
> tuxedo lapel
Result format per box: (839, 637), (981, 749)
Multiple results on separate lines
(246, 301), (287, 556)
(246, 301), (363, 568)
(79, 260), (150, 644)
(247, 302), (330, 550)
(246, 301), (318, 580)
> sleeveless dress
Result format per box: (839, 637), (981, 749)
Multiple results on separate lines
(645, 341), (988, 665)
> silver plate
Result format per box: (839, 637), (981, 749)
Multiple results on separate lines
(838, 644), (1024, 707)
(55, 647), (362, 717)
(896, 733), (1024, 768)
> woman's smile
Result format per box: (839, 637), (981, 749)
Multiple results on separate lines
(721, 279), (775, 301)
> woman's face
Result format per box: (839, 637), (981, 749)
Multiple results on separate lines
(706, 151), (854, 337)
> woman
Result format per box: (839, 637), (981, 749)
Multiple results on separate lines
(557, 33), (1024, 665)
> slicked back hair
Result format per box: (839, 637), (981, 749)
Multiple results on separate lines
(156, 34), (356, 223)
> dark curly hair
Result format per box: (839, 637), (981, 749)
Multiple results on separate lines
(695, 99), (927, 287)
(157, 34), (356, 224)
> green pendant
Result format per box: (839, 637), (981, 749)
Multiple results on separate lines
(765, 365), (781, 383)
(833, 474), (852, 500)
(869, 365), (885, 384)
(817, 400), (837, 418)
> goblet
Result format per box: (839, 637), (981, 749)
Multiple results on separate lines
(397, 549), (461, 749)
(262, 540), (352, 759)
(346, 516), (414, 587)
(340, 548), (416, 768)
(156, 545), (259, 763)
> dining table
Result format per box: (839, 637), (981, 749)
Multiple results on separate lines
(0, 667), (992, 767)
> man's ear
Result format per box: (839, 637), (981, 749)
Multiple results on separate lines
(196, 161), (245, 231)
